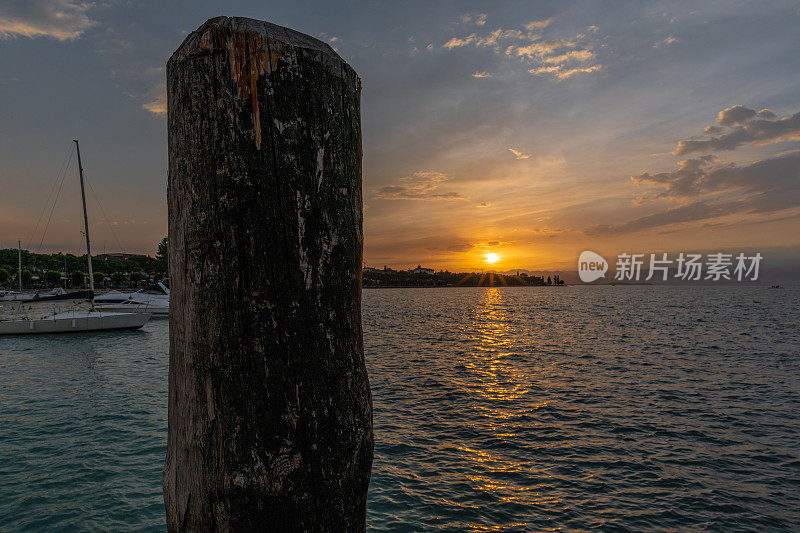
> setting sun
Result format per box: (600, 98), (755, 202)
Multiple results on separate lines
(485, 253), (499, 264)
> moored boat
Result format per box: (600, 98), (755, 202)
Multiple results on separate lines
(0, 309), (151, 335)
(95, 301), (169, 317)
(95, 281), (169, 315)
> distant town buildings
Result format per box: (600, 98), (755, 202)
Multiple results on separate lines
(411, 265), (435, 275)
(365, 264), (436, 274)
(96, 253), (136, 261)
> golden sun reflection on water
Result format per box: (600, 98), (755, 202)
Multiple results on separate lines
(457, 288), (530, 403)
(449, 288), (567, 523)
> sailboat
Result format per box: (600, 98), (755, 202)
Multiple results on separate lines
(0, 141), (151, 335)
(0, 242), (30, 301)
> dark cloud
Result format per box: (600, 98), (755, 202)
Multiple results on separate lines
(633, 155), (719, 197)
(717, 104), (756, 126)
(635, 152), (800, 207)
(598, 151), (800, 235)
(428, 242), (475, 253)
(365, 234), (476, 265)
(674, 106), (800, 155)
(586, 201), (733, 236)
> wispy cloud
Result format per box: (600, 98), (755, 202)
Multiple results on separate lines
(142, 82), (166, 115)
(459, 13), (487, 26)
(0, 0), (96, 41)
(653, 35), (676, 48)
(472, 71), (491, 78)
(508, 148), (531, 159)
(529, 64), (601, 80)
(93, 25), (170, 118)
(510, 39), (600, 79)
(443, 29), (526, 49)
(543, 49), (595, 64)
(525, 18), (555, 30)
(508, 39), (576, 58)
(376, 171), (466, 201)
(442, 20), (601, 81)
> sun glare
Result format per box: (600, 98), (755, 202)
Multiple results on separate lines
(486, 253), (499, 264)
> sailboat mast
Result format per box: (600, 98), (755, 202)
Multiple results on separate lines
(18, 240), (22, 291)
(74, 140), (94, 295)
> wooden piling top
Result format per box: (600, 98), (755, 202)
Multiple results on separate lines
(168, 16), (359, 150)
(170, 16), (357, 81)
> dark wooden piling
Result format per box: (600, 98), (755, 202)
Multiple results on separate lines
(164, 17), (372, 531)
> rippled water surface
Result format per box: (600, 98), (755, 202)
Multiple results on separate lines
(1, 286), (799, 531)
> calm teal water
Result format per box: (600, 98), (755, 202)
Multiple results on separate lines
(1, 286), (799, 531)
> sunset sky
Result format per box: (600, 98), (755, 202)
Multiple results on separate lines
(1, 0), (798, 271)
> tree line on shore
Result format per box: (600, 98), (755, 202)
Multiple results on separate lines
(0, 237), (168, 290)
(363, 268), (566, 287)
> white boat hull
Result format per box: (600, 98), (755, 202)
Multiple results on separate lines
(0, 292), (34, 302)
(95, 303), (169, 317)
(0, 311), (151, 335)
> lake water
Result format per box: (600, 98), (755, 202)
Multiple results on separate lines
(1, 286), (798, 531)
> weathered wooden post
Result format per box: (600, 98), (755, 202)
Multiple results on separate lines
(164, 17), (372, 531)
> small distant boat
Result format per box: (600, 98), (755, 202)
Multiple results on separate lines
(0, 140), (151, 335)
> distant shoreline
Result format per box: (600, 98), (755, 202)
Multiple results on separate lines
(362, 284), (569, 289)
